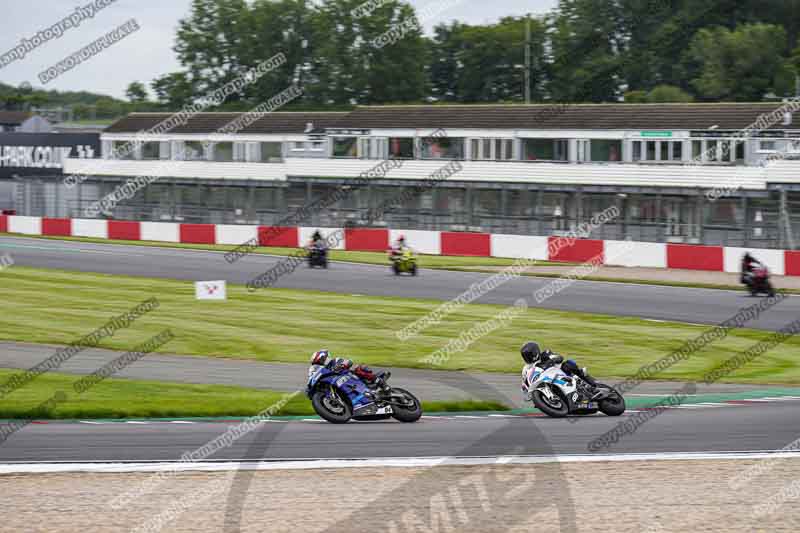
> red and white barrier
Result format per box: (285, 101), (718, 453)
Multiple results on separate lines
(3, 215), (800, 277)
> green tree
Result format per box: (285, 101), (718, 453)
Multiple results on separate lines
(151, 72), (197, 109)
(623, 90), (648, 103)
(547, 0), (623, 102)
(429, 17), (546, 103)
(125, 82), (149, 104)
(688, 23), (792, 101)
(646, 85), (694, 103)
(308, 0), (426, 104)
(174, 0), (252, 105)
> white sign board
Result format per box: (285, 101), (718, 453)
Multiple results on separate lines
(195, 280), (227, 300)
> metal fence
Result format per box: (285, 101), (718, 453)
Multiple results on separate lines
(6, 176), (798, 250)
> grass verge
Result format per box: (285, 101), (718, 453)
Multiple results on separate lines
(0, 369), (508, 419)
(1, 266), (799, 384)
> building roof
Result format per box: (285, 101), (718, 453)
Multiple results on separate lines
(0, 111), (33, 125)
(335, 103), (795, 131)
(105, 112), (348, 135)
(103, 103), (800, 135)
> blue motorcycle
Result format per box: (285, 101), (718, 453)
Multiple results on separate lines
(305, 365), (422, 424)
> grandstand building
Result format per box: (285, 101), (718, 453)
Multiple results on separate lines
(18, 103), (800, 249)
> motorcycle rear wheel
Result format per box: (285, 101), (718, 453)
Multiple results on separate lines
(532, 388), (569, 418)
(389, 387), (422, 423)
(311, 389), (352, 424)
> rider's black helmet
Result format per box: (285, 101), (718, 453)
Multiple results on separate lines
(521, 342), (541, 365)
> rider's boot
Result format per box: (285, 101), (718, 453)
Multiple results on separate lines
(581, 372), (605, 400)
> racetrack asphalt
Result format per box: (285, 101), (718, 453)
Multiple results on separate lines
(2, 235), (799, 464)
(1, 400), (798, 462)
(0, 341), (792, 406)
(1, 236), (798, 331)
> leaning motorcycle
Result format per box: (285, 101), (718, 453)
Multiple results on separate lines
(522, 363), (625, 418)
(306, 365), (422, 424)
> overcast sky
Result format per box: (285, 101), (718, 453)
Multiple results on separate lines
(0, 0), (557, 100)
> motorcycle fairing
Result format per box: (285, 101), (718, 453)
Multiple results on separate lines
(306, 365), (375, 412)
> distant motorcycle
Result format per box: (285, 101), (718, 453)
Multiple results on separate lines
(307, 242), (328, 268)
(390, 248), (418, 276)
(522, 362), (625, 418)
(743, 264), (776, 297)
(305, 364), (422, 424)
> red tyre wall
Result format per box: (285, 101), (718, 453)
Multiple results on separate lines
(440, 232), (491, 257)
(0, 215), (8, 233)
(42, 218), (72, 237)
(258, 226), (299, 247)
(344, 228), (390, 252)
(107, 220), (141, 241)
(666, 244), (723, 271)
(548, 237), (604, 263)
(786, 251), (800, 276)
(180, 223), (216, 244)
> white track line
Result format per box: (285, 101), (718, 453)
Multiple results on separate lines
(3, 451), (800, 474)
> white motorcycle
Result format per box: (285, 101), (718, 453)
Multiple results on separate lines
(522, 361), (625, 418)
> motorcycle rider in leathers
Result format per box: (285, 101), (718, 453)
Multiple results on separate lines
(520, 341), (601, 400)
(310, 350), (383, 387)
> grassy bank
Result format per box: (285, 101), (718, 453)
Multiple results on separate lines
(1, 266), (798, 384)
(0, 369), (508, 419)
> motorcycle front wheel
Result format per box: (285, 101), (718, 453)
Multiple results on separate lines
(311, 388), (352, 424)
(389, 387), (422, 423)
(532, 387), (569, 418)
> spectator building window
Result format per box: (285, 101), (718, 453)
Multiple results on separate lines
(523, 139), (568, 161)
(332, 137), (358, 158)
(184, 141), (206, 161)
(421, 137), (464, 159)
(260, 142), (283, 162)
(389, 137), (414, 159)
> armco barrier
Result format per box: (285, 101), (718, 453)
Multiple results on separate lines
(667, 244), (724, 271)
(299, 227), (345, 250)
(345, 228), (389, 252)
(549, 237), (603, 263)
(8, 215), (40, 235)
(441, 231), (491, 257)
(42, 218), (72, 237)
(259, 226), (299, 248)
(3, 214), (800, 277)
(141, 221), (179, 242)
(108, 220), (141, 241)
(216, 224), (257, 246)
(724, 246), (785, 276)
(604, 240), (666, 268)
(180, 223), (215, 245)
(390, 229), (440, 255)
(491, 234), (549, 260)
(73, 218), (108, 239)
(786, 251), (800, 277)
